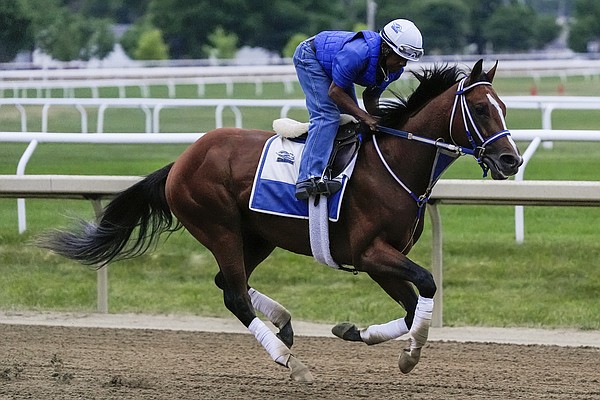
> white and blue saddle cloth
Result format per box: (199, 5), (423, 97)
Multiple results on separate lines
(249, 135), (356, 221)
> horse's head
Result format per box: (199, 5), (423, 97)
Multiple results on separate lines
(449, 59), (523, 179)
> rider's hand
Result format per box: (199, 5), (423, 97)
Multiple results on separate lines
(363, 114), (380, 131)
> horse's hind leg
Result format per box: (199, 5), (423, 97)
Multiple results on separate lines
(207, 233), (310, 382)
(215, 272), (294, 348)
(217, 272), (311, 382)
(167, 163), (309, 380)
(239, 236), (295, 347)
(249, 288), (294, 348)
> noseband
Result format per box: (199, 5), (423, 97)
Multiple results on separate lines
(449, 77), (511, 176)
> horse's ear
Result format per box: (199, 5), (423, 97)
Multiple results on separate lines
(468, 59), (484, 84)
(486, 60), (499, 83)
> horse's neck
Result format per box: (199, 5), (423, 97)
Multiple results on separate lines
(377, 93), (455, 195)
(406, 87), (456, 142)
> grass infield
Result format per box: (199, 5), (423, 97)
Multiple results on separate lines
(0, 76), (599, 329)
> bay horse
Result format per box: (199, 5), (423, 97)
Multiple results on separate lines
(39, 60), (522, 382)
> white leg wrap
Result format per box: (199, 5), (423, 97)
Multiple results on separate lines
(248, 288), (291, 328)
(409, 296), (434, 349)
(248, 317), (291, 366)
(360, 318), (409, 345)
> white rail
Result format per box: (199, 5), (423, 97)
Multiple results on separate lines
(2, 174), (599, 323)
(0, 65), (297, 81)
(2, 96), (600, 136)
(2, 128), (600, 236)
(509, 129), (600, 243)
(2, 59), (600, 82)
(1, 132), (202, 233)
(0, 75), (298, 98)
(1, 60), (599, 104)
(0, 98), (308, 133)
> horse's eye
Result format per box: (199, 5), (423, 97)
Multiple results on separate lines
(474, 104), (488, 116)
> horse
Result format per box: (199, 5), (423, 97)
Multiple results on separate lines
(39, 59), (522, 382)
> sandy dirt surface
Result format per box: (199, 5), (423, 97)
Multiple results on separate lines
(1, 324), (599, 399)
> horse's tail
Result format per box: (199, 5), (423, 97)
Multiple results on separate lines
(38, 163), (181, 267)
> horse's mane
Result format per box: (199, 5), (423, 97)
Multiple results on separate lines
(378, 64), (467, 128)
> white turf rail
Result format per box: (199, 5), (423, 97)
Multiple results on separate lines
(1, 175), (599, 204)
(1, 59), (600, 81)
(430, 179), (600, 206)
(1, 175), (599, 326)
(0, 174), (141, 198)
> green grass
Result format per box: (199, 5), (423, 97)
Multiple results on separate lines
(1, 198), (598, 329)
(1, 79), (599, 330)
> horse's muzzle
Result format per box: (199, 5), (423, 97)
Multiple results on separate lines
(483, 152), (523, 180)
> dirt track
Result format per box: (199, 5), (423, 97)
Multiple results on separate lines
(1, 324), (599, 399)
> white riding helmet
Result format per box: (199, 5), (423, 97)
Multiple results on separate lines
(380, 19), (424, 61)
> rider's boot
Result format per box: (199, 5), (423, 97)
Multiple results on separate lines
(295, 178), (342, 200)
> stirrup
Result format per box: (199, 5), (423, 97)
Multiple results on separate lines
(295, 179), (316, 200)
(315, 179), (342, 196)
(295, 178), (342, 200)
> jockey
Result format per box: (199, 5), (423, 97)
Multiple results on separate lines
(293, 19), (424, 200)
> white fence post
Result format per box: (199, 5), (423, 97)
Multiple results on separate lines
(91, 198), (109, 313)
(514, 136), (542, 244)
(16, 140), (38, 233)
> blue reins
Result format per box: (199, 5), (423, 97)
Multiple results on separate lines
(376, 125), (477, 156)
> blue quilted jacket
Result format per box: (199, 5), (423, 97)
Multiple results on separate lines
(313, 30), (402, 92)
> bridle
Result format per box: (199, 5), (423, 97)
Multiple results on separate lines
(449, 77), (511, 176)
(372, 76), (513, 218)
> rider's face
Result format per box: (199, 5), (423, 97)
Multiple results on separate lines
(386, 52), (408, 72)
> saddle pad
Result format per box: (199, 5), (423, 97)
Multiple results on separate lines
(249, 135), (355, 221)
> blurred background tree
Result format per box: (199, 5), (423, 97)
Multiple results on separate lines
(484, 3), (539, 52)
(568, 0), (600, 52)
(201, 26), (238, 59)
(34, 13), (115, 61)
(405, 0), (472, 55)
(283, 33), (309, 58)
(17, 0), (115, 61)
(134, 28), (168, 60)
(0, 1), (34, 62)
(0, 0), (581, 62)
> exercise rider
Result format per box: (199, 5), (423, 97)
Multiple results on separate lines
(293, 19), (424, 200)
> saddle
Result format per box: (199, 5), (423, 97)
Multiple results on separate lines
(272, 115), (361, 179)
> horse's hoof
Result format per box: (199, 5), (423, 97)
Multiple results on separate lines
(331, 322), (363, 342)
(398, 347), (421, 374)
(287, 355), (314, 383)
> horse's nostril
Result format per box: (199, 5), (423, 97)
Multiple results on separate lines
(500, 153), (523, 169)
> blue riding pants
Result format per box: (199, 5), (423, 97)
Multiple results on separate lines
(293, 40), (342, 183)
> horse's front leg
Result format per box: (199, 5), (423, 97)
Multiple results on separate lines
(332, 279), (416, 344)
(357, 239), (436, 374)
